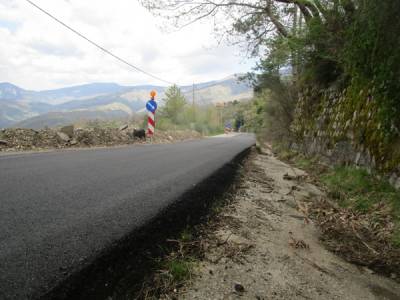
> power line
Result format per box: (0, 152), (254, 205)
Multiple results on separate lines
(24, 0), (175, 85)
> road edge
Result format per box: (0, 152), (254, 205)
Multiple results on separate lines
(39, 143), (254, 300)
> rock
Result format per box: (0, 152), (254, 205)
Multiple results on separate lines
(60, 125), (74, 138)
(283, 173), (295, 180)
(394, 178), (400, 190)
(168, 135), (174, 141)
(0, 139), (8, 146)
(234, 283), (245, 293)
(355, 152), (361, 165)
(70, 139), (78, 146)
(133, 129), (146, 139)
(119, 124), (129, 131)
(57, 132), (70, 142)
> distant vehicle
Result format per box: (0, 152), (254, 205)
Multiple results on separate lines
(224, 121), (232, 134)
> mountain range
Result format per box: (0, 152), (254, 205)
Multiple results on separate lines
(0, 76), (253, 129)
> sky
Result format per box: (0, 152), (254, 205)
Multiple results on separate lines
(0, 0), (256, 90)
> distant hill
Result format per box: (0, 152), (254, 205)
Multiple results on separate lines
(30, 82), (130, 104)
(0, 83), (50, 126)
(0, 82), (31, 101)
(55, 94), (144, 112)
(16, 105), (131, 129)
(0, 101), (28, 127)
(182, 76), (252, 105)
(1, 75), (253, 128)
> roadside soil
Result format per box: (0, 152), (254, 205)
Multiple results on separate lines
(180, 149), (400, 299)
(0, 127), (201, 152)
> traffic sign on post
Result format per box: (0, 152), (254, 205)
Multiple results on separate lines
(146, 91), (158, 137)
(146, 99), (157, 113)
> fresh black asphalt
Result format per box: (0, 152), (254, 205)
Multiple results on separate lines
(0, 134), (255, 299)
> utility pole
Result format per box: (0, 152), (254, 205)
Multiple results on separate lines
(216, 103), (223, 128)
(192, 83), (195, 106)
(192, 83), (196, 121)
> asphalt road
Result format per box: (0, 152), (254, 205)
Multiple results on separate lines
(0, 133), (255, 299)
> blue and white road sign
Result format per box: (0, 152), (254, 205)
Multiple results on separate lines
(146, 99), (158, 113)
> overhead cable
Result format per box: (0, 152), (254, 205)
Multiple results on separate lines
(25, 0), (175, 85)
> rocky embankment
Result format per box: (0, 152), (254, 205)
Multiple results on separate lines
(0, 126), (202, 152)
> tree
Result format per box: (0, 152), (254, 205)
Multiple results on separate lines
(162, 85), (187, 124)
(141, 1), (359, 87)
(141, 1), (353, 54)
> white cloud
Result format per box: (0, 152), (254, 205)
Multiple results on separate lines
(0, 0), (255, 90)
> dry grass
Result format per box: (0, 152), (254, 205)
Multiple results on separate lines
(274, 146), (400, 280)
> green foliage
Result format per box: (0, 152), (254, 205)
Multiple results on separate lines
(393, 230), (400, 248)
(261, 36), (292, 74)
(343, 0), (400, 141)
(161, 85), (187, 125)
(252, 73), (297, 143)
(294, 156), (316, 170)
(156, 85), (225, 135)
(275, 147), (298, 161)
(321, 166), (400, 246)
(249, 96), (267, 132)
(255, 0), (400, 172)
(322, 167), (400, 212)
(164, 259), (192, 283)
(302, 14), (345, 86)
(180, 228), (193, 243)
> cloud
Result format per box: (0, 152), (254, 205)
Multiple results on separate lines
(0, 0), (255, 90)
(0, 19), (20, 32)
(28, 40), (84, 57)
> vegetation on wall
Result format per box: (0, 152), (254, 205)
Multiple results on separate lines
(255, 0), (400, 171)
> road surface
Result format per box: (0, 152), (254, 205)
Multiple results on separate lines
(0, 134), (255, 299)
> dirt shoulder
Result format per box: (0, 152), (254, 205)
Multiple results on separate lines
(181, 150), (400, 299)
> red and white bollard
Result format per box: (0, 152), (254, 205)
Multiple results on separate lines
(147, 110), (155, 136)
(146, 90), (158, 138)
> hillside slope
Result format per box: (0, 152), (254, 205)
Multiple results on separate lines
(1, 76), (253, 128)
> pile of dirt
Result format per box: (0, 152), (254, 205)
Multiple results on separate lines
(0, 126), (202, 152)
(310, 198), (400, 280)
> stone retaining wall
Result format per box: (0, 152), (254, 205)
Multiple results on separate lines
(291, 87), (400, 188)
